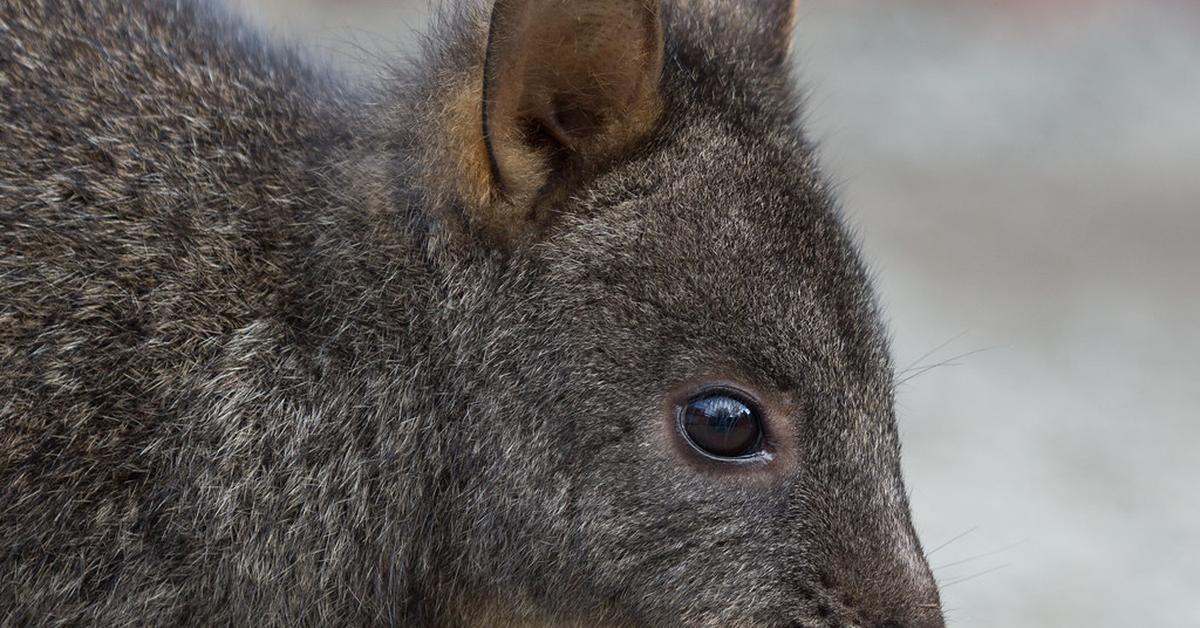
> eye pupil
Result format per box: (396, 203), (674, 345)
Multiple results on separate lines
(680, 393), (763, 459)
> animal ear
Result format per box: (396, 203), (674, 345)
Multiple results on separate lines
(755, 0), (799, 63)
(478, 0), (664, 246)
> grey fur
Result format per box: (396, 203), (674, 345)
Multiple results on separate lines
(0, 0), (944, 626)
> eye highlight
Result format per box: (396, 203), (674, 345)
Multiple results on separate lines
(678, 391), (765, 460)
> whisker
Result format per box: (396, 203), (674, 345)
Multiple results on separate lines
(940, 563), (1010, 589)
(933, 539), (1027, 572)
(896, 346), (997, 386)
(925, 525), (979, 558)
(898, 330), (970, 376)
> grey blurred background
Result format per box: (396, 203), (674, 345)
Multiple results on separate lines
(225, 0), (1200, 625)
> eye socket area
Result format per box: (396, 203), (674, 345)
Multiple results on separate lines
(678, 389), (766, 461)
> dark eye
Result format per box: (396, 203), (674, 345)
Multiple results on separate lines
(679, 392), (764, 459)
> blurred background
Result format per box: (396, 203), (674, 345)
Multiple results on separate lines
(225, 0), (1200, 625)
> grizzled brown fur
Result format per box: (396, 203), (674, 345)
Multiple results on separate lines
(1, 0), (945, 626)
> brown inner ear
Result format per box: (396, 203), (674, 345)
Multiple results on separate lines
(479, 0), (663, 244)
(770, 0), (799, 60)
